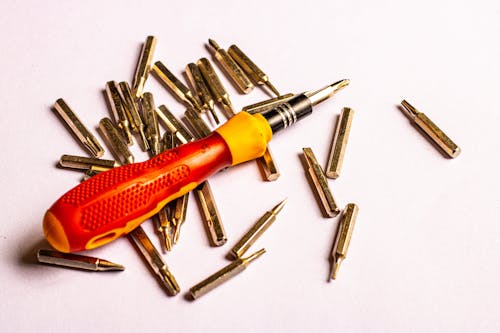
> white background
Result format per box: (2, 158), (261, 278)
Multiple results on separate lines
(1, 1), (499, 332)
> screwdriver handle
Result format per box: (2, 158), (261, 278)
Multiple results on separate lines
(43, 112), (272, 252)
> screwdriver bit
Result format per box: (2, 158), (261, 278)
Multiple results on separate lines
(189, 248), (265, 300)
(330, 203), (358, 280)
(230, 199), (287, 259)
(197, 57), (237, 119)
(153, 61), (204, 113)
(400, 100), (461, 158)
(132, 36), (157, 99)
(227, 44), (280, 96)
(142, 92), (161, 156)
(53, 98), (104, 158)
(185, 63), (220, 124)
(208, 39), (254, 94)
(156, 104), (194, 144)
(243, 93), (295, 114)
(98, 118), (134, 165)
(105, 81), (134, 146)
(59, 154), (118, 170)
(302, 147), (340, 217)
(326, 107), (355, 179)
(195, 181), (227, 246)
(37, 249), (124, 272)
(118, 81), (150, 150)
(184, 107), (212, 139)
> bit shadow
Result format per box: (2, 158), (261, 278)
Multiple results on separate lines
(396, 105), (451, 159)
(19, 237), (51, 266)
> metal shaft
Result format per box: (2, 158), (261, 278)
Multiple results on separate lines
(132, 36), (157, 99)
(330, 203), (359, 280)
(118, 81), (149, 150)
(326, 107), (355, 179)
(98, 118), (134, 165)
(105, 81), (133, 146)
(185, 62), (220, 124)
(59, 154), (118, 170)
(195, 181), (227, 246)
(142, 92), (161, 155)
(37, 249), (124, 272)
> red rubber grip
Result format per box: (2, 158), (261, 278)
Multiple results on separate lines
(44, 132), (232, 252)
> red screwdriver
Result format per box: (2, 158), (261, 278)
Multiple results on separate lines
(43, 80), (349, 252)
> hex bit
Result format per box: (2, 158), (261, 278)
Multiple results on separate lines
(132, 36), (157, 99)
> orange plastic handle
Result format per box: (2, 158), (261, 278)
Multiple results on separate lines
(44, 132), (232, 252)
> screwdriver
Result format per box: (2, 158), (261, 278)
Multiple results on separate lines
(43, 80), (349, 253)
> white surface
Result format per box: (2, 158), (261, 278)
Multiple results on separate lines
(1, 1), (499, 332)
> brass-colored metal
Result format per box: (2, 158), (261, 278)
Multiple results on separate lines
(208, 39), (254, 94)
(304, 80), (350, 106)
(257, 146), (280, 181)
(132, 36), (157, 99)
(128, 226), (180, 296)
(400, 100), (461, 158)
(37, 249), (124, 272)
(98, 118), (134, 165)
(53, 98), (104, 158)
(105, 81), (133, 146)
(242, 93), (295, 114)
(227, 44), (280, 96)
(185, 63), (220, 124)
(118, 81), (149, 150)
(142, 92), (161, 155)
(195, 181), (227, 246)
(156, 105), (194, 144)
(302, 147), (340, 217)
(152, 61), (203, 112)
(59, 154), (118, 170)
(189, 248), (265, 300)
(172, 190), (189, 244)
(230, 199), (286, 259)
(197, 57), (236, 119)
(184, 107), (212, 138)
(326, 107), (355, 179)
(82, 165), (111, 180)
(330, 203), (358, 280)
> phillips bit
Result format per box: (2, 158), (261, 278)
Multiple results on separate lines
(132, 36), (157, 99)
(59, 154), (119, 170)
(197, 57), (237, 119)
(53, 98), (104, 158)
(105, 81), (134, 146)
(142, 92), (161, 156)
(189, 248), (266, 300)
(208, 39), (254, 94)
(302, 147), (340, 217)
(227, 44), (280, 96)
(98, 118), (134, 165)
(230, 199), (287, 259)
(37, 249), (124, 272)
(185, 63), (220, 124)
(326, 107), (355, 179)
(118, 81), (150, 150)
(152, 61), (204, 113)
(400, 100), (461, 158)
(195, 181), (227, 246)
(243, 93), (295, 114)
(330, 203), (359, 280)
(156, 104), (194, 144)
(171, 190), (189, 245)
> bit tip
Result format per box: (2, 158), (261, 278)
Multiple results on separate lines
(330, 256), (343, 280)
(400, 99), (419, 118)
(271, 198), (288, 215)
(208, 38), (220, 50)
(304, 79), (350, 107)
(243, 248), (266, 264)
(265, 81), (281, 97)
(97, 259), (125, 271)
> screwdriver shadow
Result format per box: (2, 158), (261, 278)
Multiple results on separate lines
(395, 105), (451, 159)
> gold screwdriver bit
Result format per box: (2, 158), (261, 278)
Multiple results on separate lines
(230, 199), (287, 259)
(189, 248), (265, 300)
(257, 146), (280, 181)
(53, 98), (104, 158)
(304, 79), (350, 106)
(98, 118), (134, 165)
(59, 154), (118, 170)
(82, 165), (110, 181)
(302, 147), (340, 217)
(330, 203), (358, 280)
(118, 81), (150, 150)
(37, 249), (124, 272)
(242, 93), (295, 114)
(172, 190), (189, 245)
(195, 181), (227, 246)
(326, 107), (355, 179)
(227, 44), (280, 96)
(400, 100), (461, 158)
(208, 39), (254, 94)
(156, 105), (194, 144)
(142, 92), (161, 155)
(105, 81), (134, 146)
(186, 63), (220, 124)
(184, 107), (212, 139)
(152, 61), (204, 112)
(197, 57), (237, 119)
(132, 36), (157, 99)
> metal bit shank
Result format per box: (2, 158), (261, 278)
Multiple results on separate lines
(59, 154), (118, 170)
(142, 92), (161, 155)
(186, 63), (219, 124)
(195, 181), (227, 246)
(257, 146), (280, 181)
(302, 147), (340, 217)
(331, 203), (359, 279)
(400, 100), (461, 158)
(53, 98), (104, 158)
(37, 249), (124, 271)
(184, 107), (212, 139)
(326, 107), (355, 179)
(208, 39), (254, 94)
(230, 199), (286, 258)
(156, 105), (194, 144)
(243, 93), (294, 114)
(105, 81), (133, 146)
(189, 249), (265, 299)
(118, 81), (149, 150)
(132, 36), (157, 98)
(98, 118), (134, 165)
